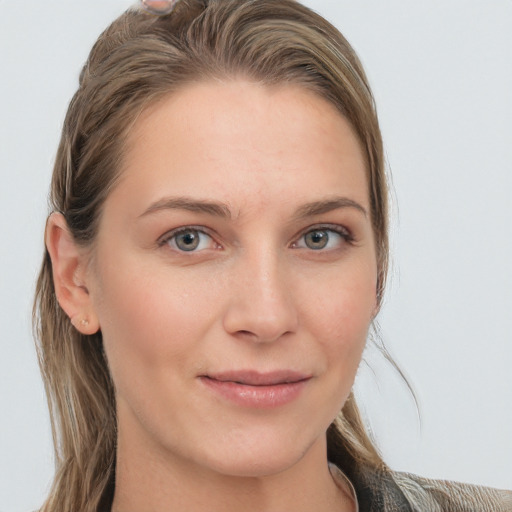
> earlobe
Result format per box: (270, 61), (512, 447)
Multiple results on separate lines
(45, 213), (100, 335)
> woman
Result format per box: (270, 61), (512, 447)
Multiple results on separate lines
(33, 0), (512, 511)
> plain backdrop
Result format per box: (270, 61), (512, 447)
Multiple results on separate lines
(1, 1), (511, 510)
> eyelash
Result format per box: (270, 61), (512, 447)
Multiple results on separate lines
(157, 224), (354, 253)
(291, 224), (354, 251)
(158, 226), (219, 252)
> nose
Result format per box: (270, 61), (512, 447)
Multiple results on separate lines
(222, 250), (299, 343)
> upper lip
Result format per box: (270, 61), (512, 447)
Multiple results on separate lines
(203, 370), (312, 386)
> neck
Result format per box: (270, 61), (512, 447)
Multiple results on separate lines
(111, 427), (354, 512)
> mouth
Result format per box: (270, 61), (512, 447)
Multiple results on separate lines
(203, 369), (311, 386)
(199, 370), (312, 408)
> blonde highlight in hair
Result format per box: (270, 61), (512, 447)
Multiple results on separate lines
(34, 1), (389, 510)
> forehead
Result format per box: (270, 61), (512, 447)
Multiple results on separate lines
(114, 80), (369, 216)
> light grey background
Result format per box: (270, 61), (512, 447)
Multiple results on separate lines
(1, 1), (511, 511)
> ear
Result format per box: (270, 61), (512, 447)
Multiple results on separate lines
(45, 213), (100, 335)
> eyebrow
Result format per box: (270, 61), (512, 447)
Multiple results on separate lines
(139, 197), (231, 219)
(139, 195), (366, 220)
(293, 197), (367, 219)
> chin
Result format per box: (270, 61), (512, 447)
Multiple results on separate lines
(204, 453), (303, 479)
(194, 426), (325, 479)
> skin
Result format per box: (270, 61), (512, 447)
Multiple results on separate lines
(47, 80), (377, 512)
(141, 0), (176, 14)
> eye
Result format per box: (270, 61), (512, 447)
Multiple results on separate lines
(160, 228), (217, 252)
(293, 227), (350, 251)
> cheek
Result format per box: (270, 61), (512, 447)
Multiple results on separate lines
(89, 255), (221, 387)
(299, 262), (376, 363)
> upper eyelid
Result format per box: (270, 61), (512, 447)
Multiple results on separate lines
(292, 223), (351, 240)
(289, 224), (354, 250)
(157, 225), (216, 246)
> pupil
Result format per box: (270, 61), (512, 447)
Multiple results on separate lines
(306, 230), (328, 249)
(177, 230), (199, 251)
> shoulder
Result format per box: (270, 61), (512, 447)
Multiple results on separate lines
(389, 470), (512, 512)
(339, 462), (512, 512)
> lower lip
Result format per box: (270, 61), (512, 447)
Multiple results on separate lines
(200, 377), (309, 409)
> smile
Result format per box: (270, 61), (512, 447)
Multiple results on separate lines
(199, 370), (312, 408)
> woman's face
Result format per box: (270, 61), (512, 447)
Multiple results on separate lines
(86, 81), (377, 477)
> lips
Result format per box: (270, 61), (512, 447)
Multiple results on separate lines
(204, 370), (311, 386)
(199, 370), (311, 408)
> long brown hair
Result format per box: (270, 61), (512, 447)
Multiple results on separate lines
(34, 1), (388, 510)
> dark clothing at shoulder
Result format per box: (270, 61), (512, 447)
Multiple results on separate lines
(350, 464), (512, 512)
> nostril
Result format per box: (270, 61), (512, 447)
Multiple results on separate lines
(233, 330), (258, 341)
